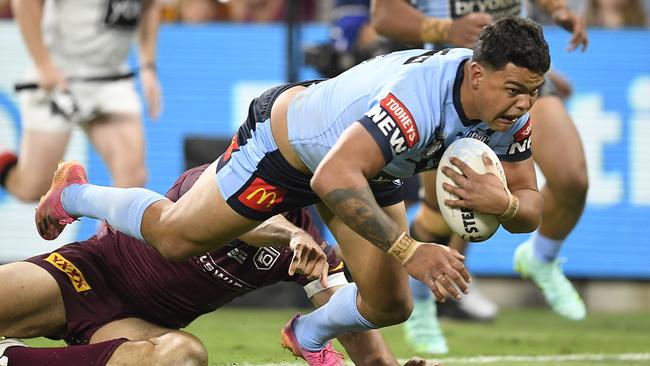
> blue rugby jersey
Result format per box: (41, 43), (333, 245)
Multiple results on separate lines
(287, 48), (532, 182)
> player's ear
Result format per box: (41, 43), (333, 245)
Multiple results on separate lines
(469, 62), (484, 90)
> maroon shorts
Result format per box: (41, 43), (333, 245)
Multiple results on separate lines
(25, 242), (140, 345)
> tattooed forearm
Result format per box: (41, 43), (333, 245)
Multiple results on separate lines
(323, 186), (402, 251)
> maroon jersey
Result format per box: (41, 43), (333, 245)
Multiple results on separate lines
(29, 164), (343, 339)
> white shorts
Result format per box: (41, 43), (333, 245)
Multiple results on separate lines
(19, 78), (142, 133)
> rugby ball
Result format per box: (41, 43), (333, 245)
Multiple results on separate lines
(435, 138), (507, 242)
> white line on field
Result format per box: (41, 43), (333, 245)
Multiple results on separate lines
(418, 353), (650, 363)
(245, 352), (650, 366)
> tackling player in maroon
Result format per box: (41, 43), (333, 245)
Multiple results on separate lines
(0, 165), (421, 366)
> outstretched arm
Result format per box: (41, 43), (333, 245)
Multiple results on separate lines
(239, 214), (330, 287)
(371, 0), (492, 48)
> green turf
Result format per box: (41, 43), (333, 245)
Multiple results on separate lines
(25, 308), (650, 365)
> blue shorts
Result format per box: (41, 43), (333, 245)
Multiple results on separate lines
(215, 81), (404, 221)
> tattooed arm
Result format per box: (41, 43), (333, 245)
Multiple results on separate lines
(311, 122), (470, 300)
(311, 124), (401, 251)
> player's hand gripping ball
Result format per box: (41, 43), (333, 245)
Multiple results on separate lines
(436, 138), (507, 242)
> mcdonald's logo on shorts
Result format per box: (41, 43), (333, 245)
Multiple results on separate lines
(238, 177), (287, 212)
(45, 253), (91, 292)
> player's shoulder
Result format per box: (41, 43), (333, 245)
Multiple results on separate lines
(394, 48), (472, 88)
(405, 48), (472, 66)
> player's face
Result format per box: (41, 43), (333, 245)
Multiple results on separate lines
(474, 62), (545, 132)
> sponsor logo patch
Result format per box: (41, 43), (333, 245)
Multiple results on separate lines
(365, 94), (420, 155)
(254, 247), (281, 270)
(45, 253), (91, 292)
(450, 0), (522, 19)
(507, 118), (533, 155)
(514, 118), (532, 141)
(465, 128), (492, 144)
(380, 93), (420, 148)
(238, 177), (287, 212)
(196, 254), (255, 291)
(223, 135), (239, 162)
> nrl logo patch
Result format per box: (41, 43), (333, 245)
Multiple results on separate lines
(254, 247), (281, 271)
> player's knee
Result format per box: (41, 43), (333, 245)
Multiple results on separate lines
(151, 332), (208, 366)
(112, 164), (147, 188)
(383, 301), (413, 326)
(126, 166), (147, 188)
(548, 168), (589, 207)
(9, 175), (52, 202)
(366, 295), (413, 326)
(10, 187), (44, 202)
(156, 234), (196, 261)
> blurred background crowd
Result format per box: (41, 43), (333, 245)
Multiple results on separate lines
(0, 0), (648, 27)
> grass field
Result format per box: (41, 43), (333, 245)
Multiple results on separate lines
(27, 307), (650, 365)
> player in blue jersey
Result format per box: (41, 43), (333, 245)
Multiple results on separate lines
(372, 0), (589, 354)
(35, 17), (549, 365)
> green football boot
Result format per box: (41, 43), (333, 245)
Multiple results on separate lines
(514, 240), (586, 321)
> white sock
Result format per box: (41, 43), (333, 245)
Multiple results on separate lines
(531, 231), (564, 263)
(62, 184), (165, 241)
(293, 283), (378, 351)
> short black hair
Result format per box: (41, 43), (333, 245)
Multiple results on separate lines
(472, 17), (550, 75)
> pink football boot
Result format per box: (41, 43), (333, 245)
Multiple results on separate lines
(35, 161), (87, 240)
(281, 314), (345, 366)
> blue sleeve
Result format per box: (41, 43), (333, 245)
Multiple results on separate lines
(358, 116), (394, 163)
(358, 89), (428, 165)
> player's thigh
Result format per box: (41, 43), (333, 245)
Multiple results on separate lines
(152, 160), (263, 251)
(529, 96), (588, 190)
(91, 318), (183, 342)
(418, 170), (438, 209)
(317, 203), (411, 313)
(12, 129), (71, 196)
(93, 318), (207, 366)
(85, 113), (146, 187)
(0, 262), (66, 337)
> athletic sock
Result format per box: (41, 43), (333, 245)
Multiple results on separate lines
(62, 184), (165, 241)
(531, 231), (564, 263)
(2, 338), (128, 366)
(293, 283), (378, 351)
